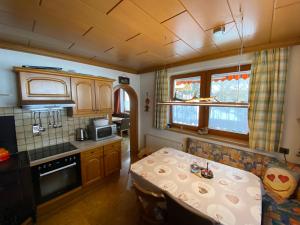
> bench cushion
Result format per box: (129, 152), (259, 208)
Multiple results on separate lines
(263, 194), (300, 225)
(187, 138), (300, 201)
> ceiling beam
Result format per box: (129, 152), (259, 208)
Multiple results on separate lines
(137, 38), (300, 74)
(0, 39), (138, 74)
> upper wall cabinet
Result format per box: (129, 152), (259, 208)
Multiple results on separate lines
(16, 71), (71, 102)
(71, 77), (96, 115)
(95, 81), (112, 113)
(70, 79), (113, 116)
(14, 67), (115, 116)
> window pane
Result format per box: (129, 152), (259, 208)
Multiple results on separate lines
(124, 91), (130, 111)
(174, 76), (200, 100)
(172, 105), (199, 126)
(211, 72), (250, 102)
(172, 76), (200, 126)
(208, 107), (248, 134)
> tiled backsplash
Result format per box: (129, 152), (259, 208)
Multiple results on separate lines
(0, 107), (99, 152)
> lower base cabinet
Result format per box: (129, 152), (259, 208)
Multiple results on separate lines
(80, 141), (121, 187)
(104, 142), (121, 176)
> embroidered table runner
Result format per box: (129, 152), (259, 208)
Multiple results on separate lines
(130, 147), (262, 225)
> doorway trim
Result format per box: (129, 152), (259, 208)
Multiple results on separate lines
(113, 84), (138, 161)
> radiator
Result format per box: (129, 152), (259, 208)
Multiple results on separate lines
(145, 133), (185, 153)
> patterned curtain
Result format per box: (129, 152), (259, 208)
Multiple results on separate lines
(154, 69), (169, 129)
(114, 89), (120, 113)
(249, 48), (289, 152)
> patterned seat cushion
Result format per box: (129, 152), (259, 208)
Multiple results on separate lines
(187, 138), (300, 200)
(263, 194), (300, 225)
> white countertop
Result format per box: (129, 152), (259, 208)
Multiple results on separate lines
(29, 136), (122, 167)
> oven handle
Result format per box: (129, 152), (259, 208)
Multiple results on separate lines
(39, 162), (77, 177)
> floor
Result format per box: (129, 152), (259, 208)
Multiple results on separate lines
(37, 137), (140, 225)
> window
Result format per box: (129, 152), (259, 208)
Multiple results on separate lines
(120, 89), (130, 112)
(170, 65), (251, 140)
(172, 76), (200, 126)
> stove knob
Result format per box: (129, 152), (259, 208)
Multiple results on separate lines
(38, 166), (42, 171)
(48, 163), (52, 167)
(43, 165), (46, 169)
(65, 158), (68, 162)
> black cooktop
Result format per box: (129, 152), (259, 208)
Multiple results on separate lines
(28, 142), (77, 161)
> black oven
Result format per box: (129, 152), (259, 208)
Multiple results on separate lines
(31, 154), (81, 204)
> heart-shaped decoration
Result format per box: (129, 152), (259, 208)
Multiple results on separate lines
(226, 194), (239, 204)
(278, 175), (289, 183)
(198, 186), (208, 194)
(159, 168), (166, 173)
(267, 174), (275, 182)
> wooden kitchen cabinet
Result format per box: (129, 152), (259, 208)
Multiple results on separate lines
(94, 80), (112, 113)
(104, 142), (121, 176)
(14, 67), (114, 117)
(81, 147), (104, 187)
(16, 71), (71, 102)
(80, 140), (121, 187)
(70, 78), (114, 116)
(70, 77), (96, 115)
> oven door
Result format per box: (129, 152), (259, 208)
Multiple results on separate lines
(32, 157), (81, 204)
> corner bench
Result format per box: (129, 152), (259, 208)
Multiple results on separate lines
(186, 138), (300, 225)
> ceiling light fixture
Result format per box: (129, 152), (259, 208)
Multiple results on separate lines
(213, 25), (225, 36)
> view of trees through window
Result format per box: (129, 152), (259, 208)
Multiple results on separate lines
(209, 72), (250, 134)
(172, 77), (200, 126)
(120, 89), (130, 112)
(170, 66), (250, 137)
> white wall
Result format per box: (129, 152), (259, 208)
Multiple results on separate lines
(140, 47), (300, 163)
(0, 48), (141, 146)
(281, 45), (300, 162)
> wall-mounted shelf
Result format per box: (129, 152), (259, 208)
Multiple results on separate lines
(157, 101), (249, 108)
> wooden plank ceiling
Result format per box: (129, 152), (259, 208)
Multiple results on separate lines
(0, 0), (300, 73)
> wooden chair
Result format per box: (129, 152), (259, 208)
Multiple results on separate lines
(164, 192), (219, 225)
(133, 182), (166, 225)
(117, 118), (130, 137)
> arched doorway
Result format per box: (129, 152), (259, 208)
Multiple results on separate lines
(113, 84), (138, 162)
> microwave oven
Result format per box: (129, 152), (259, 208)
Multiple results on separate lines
(88, 124), (117, 141)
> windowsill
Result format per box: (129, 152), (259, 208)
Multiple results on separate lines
(166, 127), (249, 148)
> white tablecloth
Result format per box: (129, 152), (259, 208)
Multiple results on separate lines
(130, 147), (262, 225)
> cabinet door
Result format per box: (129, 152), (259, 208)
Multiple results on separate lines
(81, 148), (104, 187)
(71, 78), (95, 115)
(18, 72), (71, 101)
(104, 142), (121, 176)
(95, 81), (112, 112)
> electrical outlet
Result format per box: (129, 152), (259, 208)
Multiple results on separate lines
(279, 147), (289, 155)
(297, 151), (300, 157)
(32, 125), (40, 135)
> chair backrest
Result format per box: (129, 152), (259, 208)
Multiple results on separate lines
(133, 182), (166, 223)
(164, 192), (219, 225)
(133, 182), (165, 203)
(120, 118), (130, 130)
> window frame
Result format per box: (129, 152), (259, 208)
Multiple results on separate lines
(169, 64), (251, 141)
(170, 71), (207, 131)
